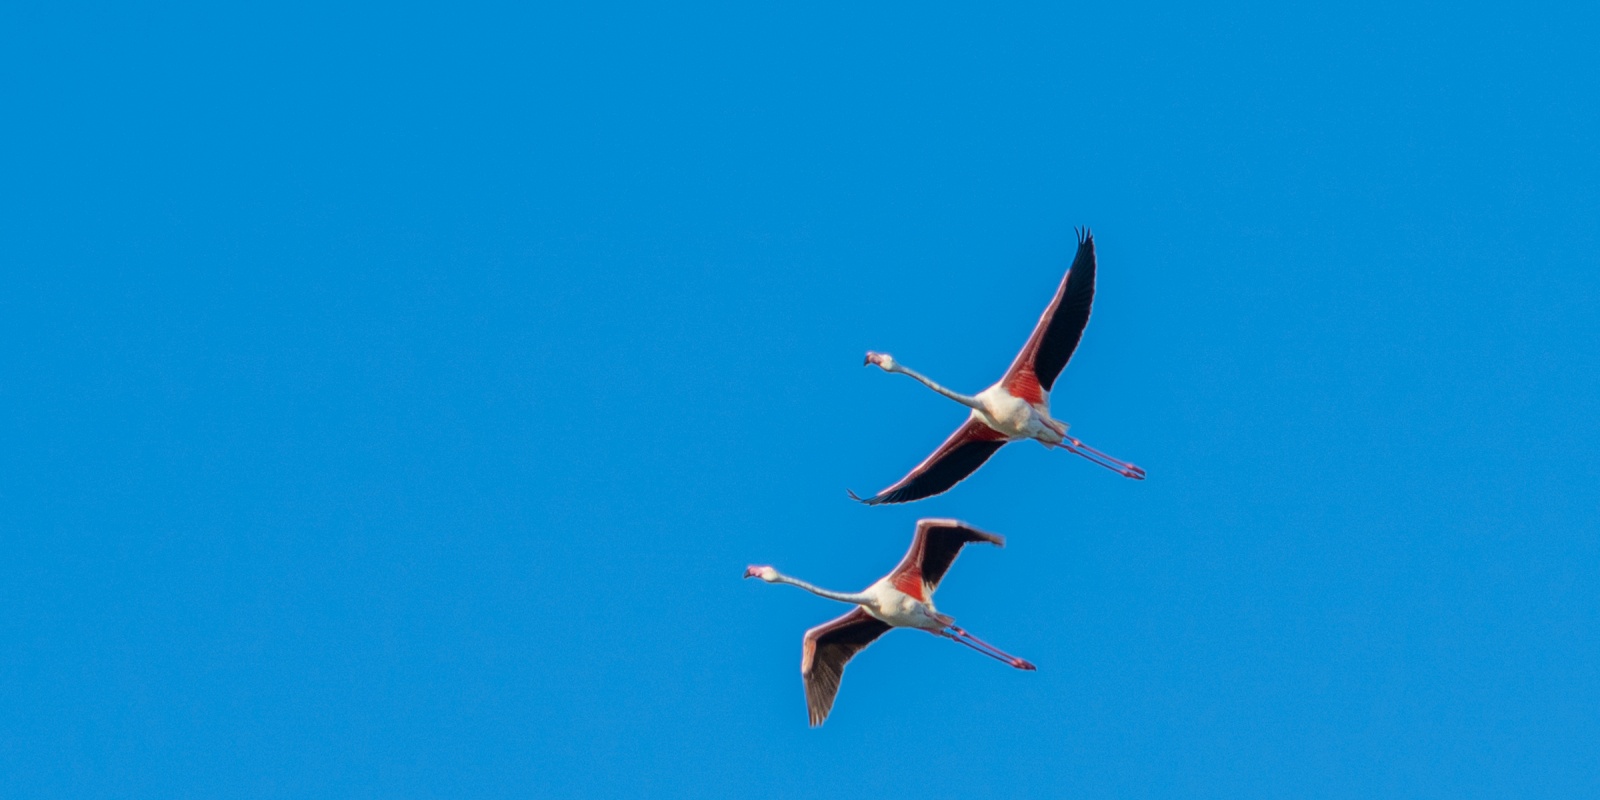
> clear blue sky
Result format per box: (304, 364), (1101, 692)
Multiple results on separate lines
(3, 2), (1597, 797)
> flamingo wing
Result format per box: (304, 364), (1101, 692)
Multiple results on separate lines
(890, 518), (1006, 595)
(849, 418), (1010, 506)
(801, 607), (892, 726)
(1001, 228), (1097, 398)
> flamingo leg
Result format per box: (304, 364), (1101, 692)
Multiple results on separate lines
(944, 626), (1037, 670)
(1063, 437), (1145, 480)
(944, 632), (1019, 667)
(1062, 444), (1131, 477)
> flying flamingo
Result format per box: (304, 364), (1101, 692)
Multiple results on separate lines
(745, 518), (1035, 726)
(850, 229), (1144, 505)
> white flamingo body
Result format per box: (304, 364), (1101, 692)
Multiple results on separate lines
(971, 383), (1064, 444)
(851, 229), (1143, 505)
(856, 578), (948, 630)
(746, 519), (1035, 726)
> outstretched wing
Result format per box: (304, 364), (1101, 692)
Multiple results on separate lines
(1001, 228), (1097, 399)
(889, 518), (1006, 595)
(850, 419), (1010, 505)
(801, 608), (892, 726)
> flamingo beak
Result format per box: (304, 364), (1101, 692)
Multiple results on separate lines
(743, 566), (761, 579)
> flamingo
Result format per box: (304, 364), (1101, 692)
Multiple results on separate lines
(744, 518), (1035, 726)
(850, 228), (1144, 505)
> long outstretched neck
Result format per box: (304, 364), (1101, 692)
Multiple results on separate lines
(771, 573), (873, 605)
(894, 364), (984, 410)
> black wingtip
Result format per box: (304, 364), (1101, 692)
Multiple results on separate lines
(1075, 226), (1093, 246)
(846, 489), (880, 505)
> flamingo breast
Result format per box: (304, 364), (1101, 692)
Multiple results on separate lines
(975, 385), (1044, 439)
(864, 583), (944, 630)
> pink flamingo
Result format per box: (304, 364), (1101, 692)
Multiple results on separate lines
(745, 518), (1035, 726)
(851, 229), (1144, 505)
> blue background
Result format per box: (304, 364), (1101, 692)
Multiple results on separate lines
(3, 2), (1597, 797)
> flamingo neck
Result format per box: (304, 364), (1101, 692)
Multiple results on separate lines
(893, 364), (984, 410)
(771, 573), (872, 605)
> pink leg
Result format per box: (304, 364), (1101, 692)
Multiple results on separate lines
(945, 633), (1022, 667)
(1063, 437), (1146, 480)
(945, 626), (1037, 670)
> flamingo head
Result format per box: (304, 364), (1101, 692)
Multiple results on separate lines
(744, 565), (778, 582)
(863, 351), (898, 372)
